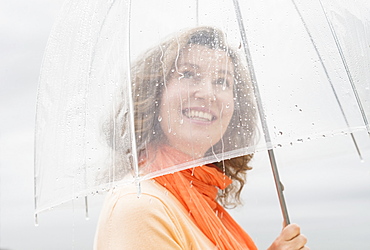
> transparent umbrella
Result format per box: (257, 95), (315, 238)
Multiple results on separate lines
(34, 0), (370, 228)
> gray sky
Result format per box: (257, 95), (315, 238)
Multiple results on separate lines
(1, 1), (370, 249)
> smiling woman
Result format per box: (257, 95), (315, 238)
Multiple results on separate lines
(130, 27), (258, 206)
(94, 27), (309, 250)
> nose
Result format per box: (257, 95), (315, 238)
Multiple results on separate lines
(193, 77), (216, 101)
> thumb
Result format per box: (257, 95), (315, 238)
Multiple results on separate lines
(282, 220), (289, 229)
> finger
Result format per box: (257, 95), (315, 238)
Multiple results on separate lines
(299, 246), (310, 250)
(290, 234), (308, 248)
(281, 223), (301, 240)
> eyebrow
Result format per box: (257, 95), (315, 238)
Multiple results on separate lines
(178, 63), (233, 77)
(216, 69), (233, 77)
(178, 62), (199, 69)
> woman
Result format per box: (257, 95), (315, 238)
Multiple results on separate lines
(94, 27), (308, 250)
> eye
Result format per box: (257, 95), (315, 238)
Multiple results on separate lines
(182, 71), (195, 79)
(214, 77), (230, 87)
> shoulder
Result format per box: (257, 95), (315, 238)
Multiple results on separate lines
(101, 180), (187, 229)
(95, 180), (187, 249)
(110, 186), (172, 222)
(109, 180), (174, 211)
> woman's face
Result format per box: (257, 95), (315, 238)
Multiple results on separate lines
(159, 45), (235, 158)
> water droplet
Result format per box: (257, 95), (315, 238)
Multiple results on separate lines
(158, 115), (162, 122)
(297, 139), (303, 143)
(278, 131), (283, 136)
(34, 214), (39, 227)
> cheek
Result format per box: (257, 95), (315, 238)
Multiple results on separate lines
(223, 93), (235, 119)
(224, 103), (235, 124)
(158, 94), (179, 132)
(161, 82), (182, 104)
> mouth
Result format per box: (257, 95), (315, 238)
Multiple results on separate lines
(182, 108), (216, 122)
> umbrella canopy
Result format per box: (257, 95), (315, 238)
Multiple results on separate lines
(35, 0), (370, 216)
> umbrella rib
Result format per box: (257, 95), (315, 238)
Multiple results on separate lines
(196, 0), (199, 26)
(126, 0), (141, 196)
(232, 0), (291, 225)
(291, 0), (364, 161)
(318, 0), (370, 136)
(83, 0), (118, 217)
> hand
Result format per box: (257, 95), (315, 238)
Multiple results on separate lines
(267, 223), (309, 250)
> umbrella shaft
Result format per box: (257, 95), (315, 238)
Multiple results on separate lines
(268, 149), (290, 226)
(232, 0), (290, 225)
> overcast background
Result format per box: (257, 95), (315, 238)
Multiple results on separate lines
(1, 1), (370, 249)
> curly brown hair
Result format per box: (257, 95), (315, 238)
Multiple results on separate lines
(131, 27), (258, 207)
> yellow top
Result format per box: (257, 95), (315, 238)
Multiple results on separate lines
(94, 179), (216, 250)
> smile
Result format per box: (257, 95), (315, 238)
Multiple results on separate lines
(183, 108), (216, 122)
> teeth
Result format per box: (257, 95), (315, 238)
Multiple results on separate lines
(185, 109), (213, 121)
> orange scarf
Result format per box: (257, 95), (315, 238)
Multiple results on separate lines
(150, 145), (257, 250)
